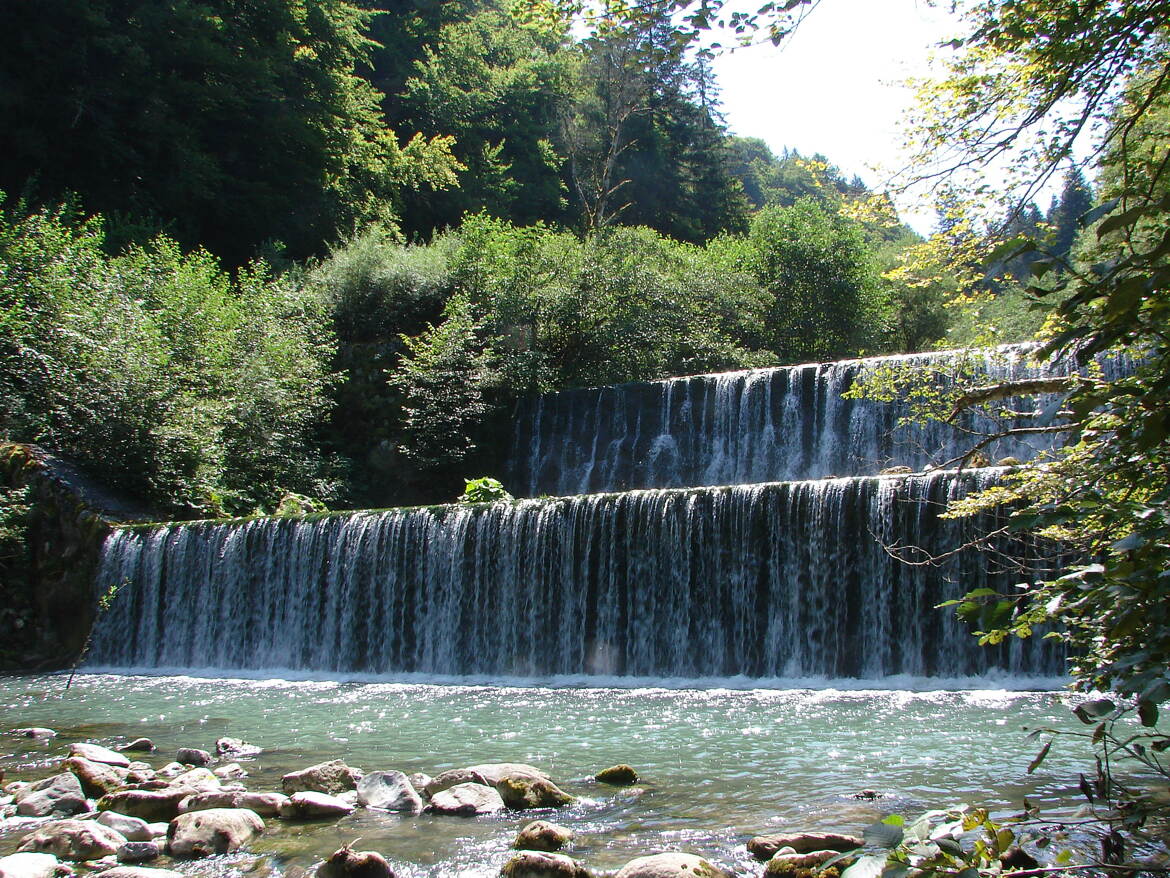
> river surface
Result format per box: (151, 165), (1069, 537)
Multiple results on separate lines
(0, 673), (1094, 876)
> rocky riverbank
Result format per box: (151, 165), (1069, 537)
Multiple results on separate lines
(0, 727), (876, 878)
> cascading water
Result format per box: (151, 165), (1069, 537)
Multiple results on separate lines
(89, 469), (1061, 679)
(506, 344), (1109, 497)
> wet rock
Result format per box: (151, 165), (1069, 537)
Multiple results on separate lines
(215, 738), (261, 759)
(0, 852), (72, 878)
(118, 740), (154, 754)
(176, 791), (242, 813)
(422, 768), (488, 798)
(64, 758), (129, 798)
(427, 782), (505, 816)
(594, 765), (638, 785)
(614, 854), (728, 877)
(501, 851), (589, 877)
(407, 773), (432, 798)
(282, 760), (362, 796)
(316, 847), (396, 878)
(114, 843), (158, 864)
(495, 774), (574, 810)
(97, 788), (197, 822)
(748, 834), (863, 861)
(168, 768), (219, 791)
(154, 765), (184, 780)
(513, 820), (574, 852)
(214, 763), (247, 780)
(279, 791), (356, 820)
(356, 771), (422, 813)
(95, 813), (153, 843)
(174, 749), (211, 768)
(764, 851), (854, 877)
(12, 729), (57, 740)
(17, 820), (127, 861)
(166, 808), (264, 857)
(69, 745), (130, 769)
(93, 867), (184, 878)
(15, 774), (88, 817)
(468, 764), (550, 785)
(238, 792), (289, 817)
(852, 790), (882, 800)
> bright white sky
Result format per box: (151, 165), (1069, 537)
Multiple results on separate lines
(711, 0), (963, 234)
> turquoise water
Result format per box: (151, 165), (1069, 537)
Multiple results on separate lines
(0, 674), (1093, 876)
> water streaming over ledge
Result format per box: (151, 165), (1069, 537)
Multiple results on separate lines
(506, 345), (1108, 497)
(89, 469), (1062, 678)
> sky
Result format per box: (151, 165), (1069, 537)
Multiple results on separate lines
(711, 0), (963, 234)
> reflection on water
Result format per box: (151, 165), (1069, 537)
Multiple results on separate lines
(0, 674), (1088, 876)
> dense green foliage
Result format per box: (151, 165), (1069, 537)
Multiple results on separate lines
(0, 200), (338, 516)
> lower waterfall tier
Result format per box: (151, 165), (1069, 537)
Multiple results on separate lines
(89, 469), (1063, 679)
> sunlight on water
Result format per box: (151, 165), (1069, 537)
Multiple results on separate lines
(0, 674), (1093, 876)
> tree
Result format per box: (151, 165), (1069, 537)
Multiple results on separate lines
(734, 199), (886, 363)
(0, 0), (459, 263)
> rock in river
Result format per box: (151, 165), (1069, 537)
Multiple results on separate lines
(316, 847), (397, 878)
(166, 808), (264, 857)
(0, 852), (72, 878)
(356, 771), (422, 813)
(513, 820), (574, 852)
(282, 760), (362, 796)
(495, 774), (573, 810)
(614, 853), (728, 878)
(18, 820), (128, 861)
(501, 851), (590, 878)
(426, 783), (505, 816)
(68, 745), (130, 768)
(15, 775), (88, 818)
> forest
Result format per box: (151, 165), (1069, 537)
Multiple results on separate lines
(0, 0), (1096, 516)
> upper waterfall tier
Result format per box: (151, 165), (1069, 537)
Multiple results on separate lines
(89, 469), (1062, 680)
(506, 345), (1108, 498)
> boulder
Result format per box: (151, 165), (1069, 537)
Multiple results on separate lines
(282, 760), (362, 796)
(95, 813), (153, 843)
(467, 764), (550, 785)
(97, 788), (197, 822)
(114, 843), (158, 864)
(879, 466), (913, 476)
(513, 821), (574, 852)
(764, 852), (854, 877)
(176, 791), (242, 813)
(427, 783), (505, 816)
(0, 852), (71, 878)
(748, 834), (862, 861)
(17, 820), (127, 861)
(213, 763), (247, 780)
(154, 765), (184, 780)
(15, 774), (88, 817)
(278, 792), (355, 820)
(407, 773), (432, 798)
(356, 771), (422, 813)
(145, 825), (168, 840)
(174, 749), (211, 768)
(237, 792), (289, 817)
(423, 768), (488, 798)
(501, 851), (589, 878)
(215, 738), (261, 759)
(68, 745), (130, 769)
(316, 847), (396, 878)
(168, 768), (218, 790)
(93, 869), (183, 878)
(495, 774), (573, 810)
(12, 729), (57, 740)
(166, 808), (263, 857)
(614, 854), (728, 878)
(118, 740), (154, 753)
(595, 765), (638, 785)
(64, 758), (129, 798)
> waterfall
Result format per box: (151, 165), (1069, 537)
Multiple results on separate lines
(89, 469), (1062, 679)
(506, 345), (1109, 497)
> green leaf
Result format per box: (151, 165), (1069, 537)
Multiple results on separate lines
(863, 819), (905, 849)
(1073, 699), (1116, 723)
(842, 855), (890, 878)
(1138, 700), (1158, 727)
